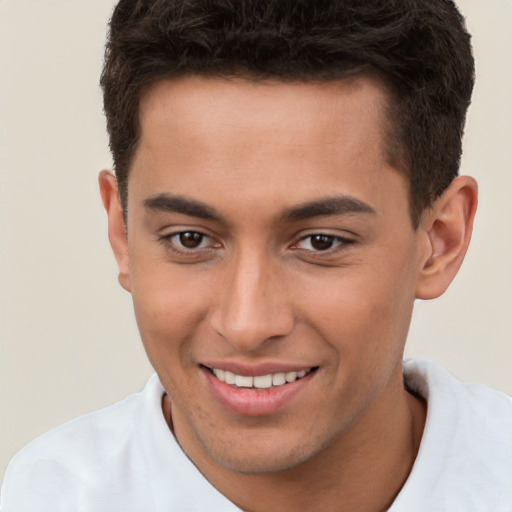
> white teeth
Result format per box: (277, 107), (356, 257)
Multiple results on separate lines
(224, 371), (236, 385)
(211, 368), (312, 388)
(285, 371), (297, 383)
(213, 369), (225, 380)
(272, 373), (286, 386)
(235, 375), (253, 387)
(253, 374), (272, 389)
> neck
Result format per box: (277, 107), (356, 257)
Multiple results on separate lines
(165, 368), (426, 512)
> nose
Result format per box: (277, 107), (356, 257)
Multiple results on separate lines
(210, 249), (294, 351)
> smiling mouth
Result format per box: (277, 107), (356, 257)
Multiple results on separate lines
(203, 366), (317, 389)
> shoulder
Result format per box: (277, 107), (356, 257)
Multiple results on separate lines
(1, 374), (163, 512)
(394, 360), (512, 512)
(404, 358), (512, 423)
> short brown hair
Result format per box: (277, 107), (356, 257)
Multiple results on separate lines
(101, 0), (474, 227)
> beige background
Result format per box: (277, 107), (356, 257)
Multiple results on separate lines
(1, 0), (511, 481)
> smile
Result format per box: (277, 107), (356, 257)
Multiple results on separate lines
(202, 364), (318, 415)
(206, 367), (314, 389)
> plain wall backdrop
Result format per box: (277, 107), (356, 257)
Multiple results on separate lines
(1, 0), (511, 481)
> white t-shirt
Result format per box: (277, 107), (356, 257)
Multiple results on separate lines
(1, 360), (511, 511)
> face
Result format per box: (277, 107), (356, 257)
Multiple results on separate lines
(120, 75), (429, 474)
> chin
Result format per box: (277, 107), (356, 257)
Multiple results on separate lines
(213, 451), (306, 475)
(202, 431), (331, 476)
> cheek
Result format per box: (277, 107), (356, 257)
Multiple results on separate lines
(300, 258), (417, 359)
(129, 261), (211, 363)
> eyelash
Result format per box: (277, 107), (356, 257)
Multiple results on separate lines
(159, 230), (354, 257)
(292, 233), (355, 254)
(160, 231), (216, 253)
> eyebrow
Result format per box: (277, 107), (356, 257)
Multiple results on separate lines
(281, 196), (376, 221)
(143, 193), (376, 223)
(144, 194), (223, 222)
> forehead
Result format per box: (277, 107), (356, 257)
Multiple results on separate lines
(130, 75), (408, 224)
(137, 74), (391, 149)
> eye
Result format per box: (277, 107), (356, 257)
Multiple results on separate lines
(295, 234), (351, 252)
(167, 231), (212, 251)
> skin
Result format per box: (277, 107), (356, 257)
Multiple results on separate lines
(100, 75), (477, 512)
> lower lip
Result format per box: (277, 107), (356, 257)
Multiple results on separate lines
(202, 367), (315, 416)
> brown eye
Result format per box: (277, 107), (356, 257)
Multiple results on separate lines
(162, 230), (221, 257)
(310, 235), (336, 251)
(178, 231), (205, 249)
(294, 233), (352, 253)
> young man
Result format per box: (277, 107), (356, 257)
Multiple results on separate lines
(2, 0), (511, 511)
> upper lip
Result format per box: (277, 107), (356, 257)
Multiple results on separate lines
(201, 361), (317, 377)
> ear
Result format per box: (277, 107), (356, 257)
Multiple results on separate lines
(98, 170), (131, 292)
(415, 176), (478, 300)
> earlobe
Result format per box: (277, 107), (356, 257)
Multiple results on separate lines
(415, 176), (478, 300)
(98, 170), (132, 292)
